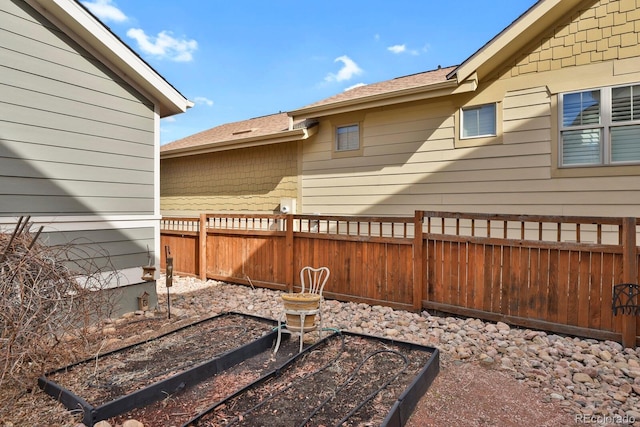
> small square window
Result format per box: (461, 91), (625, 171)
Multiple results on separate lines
(336, 124), (359, 151)
(461, 104), (496, 138)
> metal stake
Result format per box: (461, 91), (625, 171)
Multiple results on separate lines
(165, 245), (173, 319)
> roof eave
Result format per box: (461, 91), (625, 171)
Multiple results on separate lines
(29, 0), (192, 117)
(289, 79), (474, 120)
(160, 127), (317, 159)
(449, 0), (585, 84)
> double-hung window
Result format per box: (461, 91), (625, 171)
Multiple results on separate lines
(336, 124), (359, 152)
(560, 83), (640, 166)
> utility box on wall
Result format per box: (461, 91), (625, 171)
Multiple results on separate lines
(278, 198), (297, 231)
(280, 198), (296, 214)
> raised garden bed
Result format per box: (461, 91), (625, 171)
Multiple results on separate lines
(40, 313), (439, 427)
(185, 331), (439, 427)
(107, 335), (310, 425)
(38, 312), (278, 426)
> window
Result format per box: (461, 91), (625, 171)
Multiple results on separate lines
(336, 124), (359, 151)
(560, 84), (640, 166)
(461, 103), (496, 138)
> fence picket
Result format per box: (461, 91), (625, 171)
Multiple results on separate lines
(160, 211), (639, 346)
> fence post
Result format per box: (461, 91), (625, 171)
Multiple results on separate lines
(285, 214), (294, 292)
(413, 211), (424, 311)
(199, 213), (207, 281)
(621, 217), (637, 348)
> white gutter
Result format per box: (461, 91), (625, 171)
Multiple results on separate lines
(160, 126), (318, 159)
(290, 78), (476, 119)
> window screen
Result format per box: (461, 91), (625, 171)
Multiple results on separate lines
(461, 104), (496, 138)
(336, 124), (359, 151)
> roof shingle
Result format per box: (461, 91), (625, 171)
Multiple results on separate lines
(162, 66), (457, 152)
(295, 65), (457, 111)
(161, 112), (294, 152)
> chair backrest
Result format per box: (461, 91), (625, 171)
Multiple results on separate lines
(300, 266), (330, 296)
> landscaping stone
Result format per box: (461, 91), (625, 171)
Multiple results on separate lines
(119, 275), (640, 426)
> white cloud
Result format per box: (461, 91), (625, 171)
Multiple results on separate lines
(344, 83), (366, 91)
(126, 28), (198, 62)
(388, 44), (422, 56)
(193, 96), (214, 107)
(324, 55), (363, 83)
(81, 0), (127, 23)
(162, 116), (176, 123)
(387, 44), (406, 54)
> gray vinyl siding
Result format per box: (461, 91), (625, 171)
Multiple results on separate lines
(0, 1), (160, 278)
(0, 0), (155, 216)
(41, 227), (155, 273)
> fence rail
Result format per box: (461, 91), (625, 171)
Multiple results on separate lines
(160, 211), (640, 347)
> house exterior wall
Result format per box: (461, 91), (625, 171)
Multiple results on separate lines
(0, 1), (159, 292)
(506, 0), (639, 76)
(161, 141), (299, 215)
(300, 0), (640, 219)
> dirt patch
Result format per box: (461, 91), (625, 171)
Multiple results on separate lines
(44, 314), (275, 407)
(3, 308), (586, 426)
(42, 315), (436, 427)
(184, 334), (434, 427)
(406, 358), (580, 427)
(109, 338), (301, 426)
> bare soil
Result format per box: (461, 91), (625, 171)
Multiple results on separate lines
(50, 318), (435, 426)
(180, 334), (434, 427)
(406, 357), (581, 427)
(1, 311), (583, 427)
(45, 313), (274, 407)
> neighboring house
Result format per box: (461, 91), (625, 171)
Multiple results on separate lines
(0, 0), (191, 313)
(161, 112), (317, 215)
(161, 0), (640, 221)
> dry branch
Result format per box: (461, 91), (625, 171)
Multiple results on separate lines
(0, 217), (118, 408)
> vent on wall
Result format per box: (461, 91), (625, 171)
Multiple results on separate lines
(232, 129), (253, 135)
(280, 198), (296, 214)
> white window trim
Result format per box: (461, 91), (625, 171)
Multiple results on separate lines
(559, 83), (640, 167)
(460, 103), (497, 139)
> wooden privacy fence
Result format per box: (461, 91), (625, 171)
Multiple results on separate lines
(160, 211), (640, 347)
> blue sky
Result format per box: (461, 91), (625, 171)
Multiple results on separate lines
(81, 0), (536, 145)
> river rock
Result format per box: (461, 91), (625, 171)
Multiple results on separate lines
(152, 275), (640, 424)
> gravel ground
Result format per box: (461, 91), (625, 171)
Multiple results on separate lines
(155, 275), (640, 427)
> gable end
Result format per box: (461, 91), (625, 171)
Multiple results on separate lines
(503, 0), (639, 78)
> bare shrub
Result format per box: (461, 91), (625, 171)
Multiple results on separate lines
(0, 217), (119, 398)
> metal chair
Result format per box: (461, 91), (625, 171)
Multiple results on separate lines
(273, 266), (330, 354)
